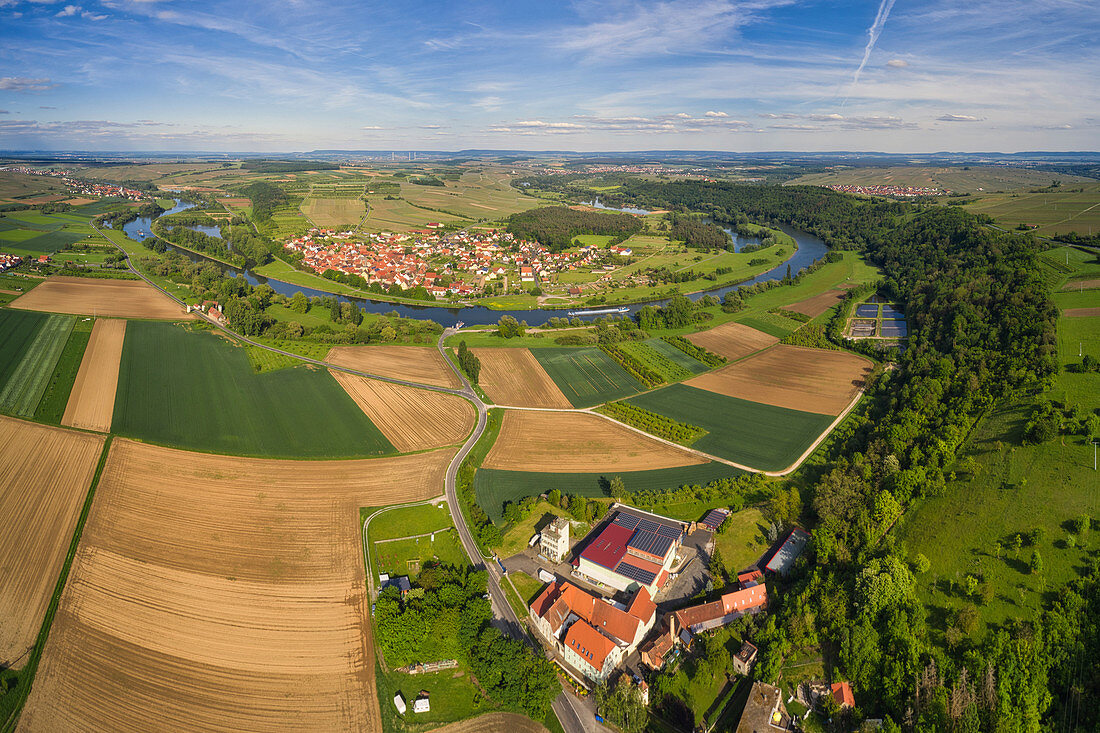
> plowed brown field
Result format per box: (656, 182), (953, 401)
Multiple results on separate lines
(1063, 279), (1100, 291)
(1064, 307), (1100, 318)
(432, 712), (549, 733)
(685, 322), (778, 361)
(781, 289), (846, 318)
(19, 439), (454, 733)
(686, 344), (872, 415)
(330, 370), (475, 452)
(9, 277), (192, 320)
(484, 410), (705, 472)
(472, 348), (571, 408)
(0, 417), (103, 666)
(327, 344), (460, 389)
(62, 319), (126, 433)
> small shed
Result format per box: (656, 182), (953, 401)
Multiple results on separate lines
(393, 693), (406, 715)
(413, 691), (430, 713)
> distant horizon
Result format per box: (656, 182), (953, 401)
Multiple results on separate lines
(3, 149), (1099, 159)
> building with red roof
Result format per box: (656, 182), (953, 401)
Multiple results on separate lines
(574, 506), (684, 593)
(529, 580), (656, 683)
(830, 681), (855, 709)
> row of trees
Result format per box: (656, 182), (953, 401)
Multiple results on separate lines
(456, 341), (481, 384)
(660, 334), (727, 367)
(599, 401), (706, 445)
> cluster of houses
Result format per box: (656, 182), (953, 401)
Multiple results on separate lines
(825, 183), (946, 197)
(1, 166), (149, 201)
(0, 253), (23, 271)
(282, 225), (626, 298)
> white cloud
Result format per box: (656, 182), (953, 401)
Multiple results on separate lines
(0, 77), (55, 92)
(56, 4), (80, 17)
(886, 59), (909, 68)
(704, 110), (728, 117)
(937, 114), (982, 122)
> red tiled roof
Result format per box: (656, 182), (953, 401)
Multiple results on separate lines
(831, 681), (855, 708)
(580, 523), (631, 570)
(627, 586), (656, 624)
(564, 619), (616, 671)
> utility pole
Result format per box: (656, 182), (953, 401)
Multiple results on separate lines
(1093, 441), (1098, 471)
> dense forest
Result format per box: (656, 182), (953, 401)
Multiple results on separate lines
(668, 214), (731, 249)
(239, 181), (288, 220)
(506, 206), (642, 252)
(240, 160), (339, 173)
(602, 180), (1076, 730)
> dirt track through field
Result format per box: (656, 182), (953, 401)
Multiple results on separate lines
(19, 439), (455, 733)
(431, 712), (549, 733)
(473, 348), (572, 408)
(685, 321), (778, 361)
(1064, 307), (1100, 318)
(0, 416), (103, 666)
(62, 319), (125, 432)
(330, 370), (475, 452)
(484, 410), (706, 472)
(9, 276), (192, 320)
(327, 344), (461, 389)
(781, 289), (846, 317)
(687, 344), (872, 415)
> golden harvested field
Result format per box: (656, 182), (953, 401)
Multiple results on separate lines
(484, 410), (705, 472)
(0, 416), (104, 666)
(19, 439), (455, 733)
(472, 348), (571, 408)
(432, 712), (549, 733)
(330, 371), (475, 452)
(781, 289), (846, 318)
(1064, 308), (1100, 318)
(687, 344), (872, 415)
(301, 197), (365, 227)
(685, 322), (778, 361)
(9, 276), (192, 320)
(327, 344), (461, 389)
(62, 319), (126, 433)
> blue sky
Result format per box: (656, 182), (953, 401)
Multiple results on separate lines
(0, 0), (1096, 152)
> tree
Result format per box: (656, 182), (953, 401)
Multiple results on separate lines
(1029, 550), (1043, 574)
(380, 326), (397, 341)
(609, 475), (627, 501)
(709, 547), (727, 589)
(497, 315), (525, 338)
(289, 291), (309, 313)
(913, 553), (931, 575)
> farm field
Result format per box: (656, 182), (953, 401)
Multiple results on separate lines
(0, 416), (104, 666)
(781, 288), (848, 317)
(627, 384), (835, 472)
(9, 276), (193, 320)
(327, 344), (461, 389)
(33, 317), (93, 423)
(329, 371), (475, 452)
(642, 337), (711, 374)
(360, 194), (465, 232)
(484, 410), (705, 473)
(471, 347), (572, 408)
(788, 165), (1090, 194)
(398, 170), (540, 219)
(428, 711), (550, 733)
(113, 322), (394, 458)
(0, 313), (74, 418)
(19, 439), (455, 733)
(301, 197), (365, 227)
(61, 319), (126, 433)
(0, 170), (69, 204)
(686, 344), (872, 415)
(0, 310), (49, 387)
(475, 463), (742, 523)
(961, 181), (1100, 236)
(684, 321), (778, 362)
(530, 347), (645, 407)
(616, 340), (696, 382)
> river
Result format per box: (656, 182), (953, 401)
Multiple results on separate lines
(121, 199), (828, 328)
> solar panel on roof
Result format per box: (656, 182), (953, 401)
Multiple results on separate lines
(615, 561), (658, 585)
(613, 513), (640, 530)
(656, 524), (681, 539)
(628, 530), (673, 558)
(635, 517), (659, 534)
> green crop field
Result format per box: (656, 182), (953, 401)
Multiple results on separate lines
(627, 384), (834, 471)
(0, 313), (75, 417)
(360, 195), (466, 232)
(474, 462), (742, 522)
(397, 169), (539, 219)
(961, 182), (1100, 236)
(789, 165), (1090, 194)
(14, 230), (91, 254)
(34, 317), (93, 423)
(643, 337), (711, 374)
(530, 346), (644, 407)
(617, 340), (695, 382)
(0, 309), (49, 396)
(113, 322), (395, 458)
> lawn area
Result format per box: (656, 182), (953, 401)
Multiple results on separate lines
(474, 462), (742, 522)
(497, 500), (580, 557)
(713, 506), (771, 574)
(375, 663), (495, 733)
(658, 624), (748, 728)
(372, 529), (468, 579)
(509, 571), (548, 605)
(264, 302), (336, 329)
(370, 503), (455, 542)
(244, 345), (303, 373)
(33, 316), (93, 423)
(530, 346), (645, 407)
(113, 321), (395, 458)
(627, 384), (835, 472)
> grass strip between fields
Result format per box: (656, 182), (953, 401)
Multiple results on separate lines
(0, 435), (112, 733)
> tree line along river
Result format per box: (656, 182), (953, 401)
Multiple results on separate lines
(118, 199), (828, 328)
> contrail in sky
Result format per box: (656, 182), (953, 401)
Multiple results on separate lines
(852, 0), (897, 85)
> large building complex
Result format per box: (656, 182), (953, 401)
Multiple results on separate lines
(573, 507), (685, 594)
(530, 581), (657, 683)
